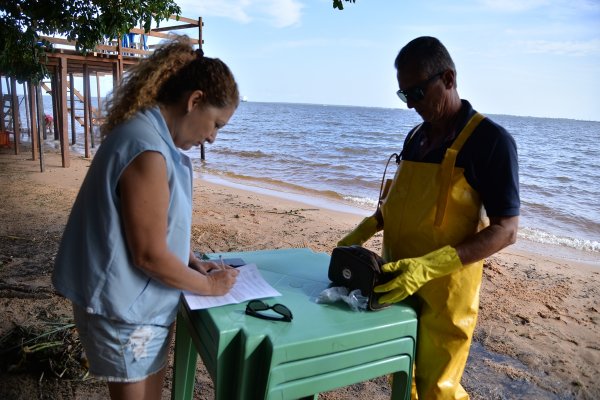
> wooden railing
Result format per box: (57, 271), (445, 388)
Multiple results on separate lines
(38, 15), (202, 60)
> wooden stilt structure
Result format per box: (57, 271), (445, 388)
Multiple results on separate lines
(0, 15), (205, 168)
(10, 77), (20, 155)
(69, 73), (76, 145)
(82, 63), (90, 159)
(22, 83), (30, 136)
(27, 81), (38, 161)
(50, 74), (59, 140)
(35, 85), (45, 171)
(0, 78), (4, 132)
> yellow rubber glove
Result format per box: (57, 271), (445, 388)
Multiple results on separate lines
(373, 245), (463, 304)
(337, 215), (379, 247)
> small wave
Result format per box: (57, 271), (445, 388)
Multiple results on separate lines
(518, 227), (600, 252)
(198, 167), (348, 201)
(554, 175), (572, 183)
(339, 146), (371, 155)
(211, 148), (271, 159)
(342, 195), (378, 209)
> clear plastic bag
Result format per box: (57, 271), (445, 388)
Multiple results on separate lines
(316, 286), (368, 311)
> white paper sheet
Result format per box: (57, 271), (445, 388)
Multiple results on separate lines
(183, 263), (281, 310)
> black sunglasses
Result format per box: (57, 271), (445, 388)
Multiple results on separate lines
(396, 71), (445, 103)
(245, 300), (293, 322)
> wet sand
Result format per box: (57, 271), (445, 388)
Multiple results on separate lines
(0, 149), (598, 399)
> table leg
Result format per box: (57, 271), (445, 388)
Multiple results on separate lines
(390, 370), (410, 400)
(171, 314), (199, 400)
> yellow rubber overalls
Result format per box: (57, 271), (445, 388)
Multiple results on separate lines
(381, 113), (486, 400)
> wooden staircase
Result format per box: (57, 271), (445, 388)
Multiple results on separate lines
(0, 94), (13, 147)
(2, 94), (13, 132)
(40, 81), (104, 127)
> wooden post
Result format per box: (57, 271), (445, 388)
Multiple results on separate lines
(50, 73), (59, 140)
(28, 81), (38, 161)
(0, 76), (5, 132)
(87, 69), (95, 149)
(95, 71), (102, 145)
(22, 83), (30, 137)
(199, 17), (203, 49)
(10, 77), (20, 155)
(96, 71), (102, 113)
(41, 81), (48, 140)
(112, 60), (120, 89)
(53, 70), (63, 155)
(69, 73), (76, 144)
(116, 36), (124, 80)
(36, 85), (45, 172)
(83, 63), (91, 158)
(58, 56), (70, 167)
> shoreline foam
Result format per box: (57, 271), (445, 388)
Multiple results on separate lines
(197, 172), (373, 218)
(196, 170), (600, 269)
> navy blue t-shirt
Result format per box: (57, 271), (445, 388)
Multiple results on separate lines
(400, 100), (520, 218)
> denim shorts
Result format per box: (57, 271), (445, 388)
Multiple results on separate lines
(72, 302), (173, 382)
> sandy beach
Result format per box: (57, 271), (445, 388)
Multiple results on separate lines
(0, 148), (598, 400)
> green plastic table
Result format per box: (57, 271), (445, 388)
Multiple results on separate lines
(171, 248), (417, 400)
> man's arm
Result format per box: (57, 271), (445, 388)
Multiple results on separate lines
(374, 215), (519, 304)
(455, 215), (519, 265)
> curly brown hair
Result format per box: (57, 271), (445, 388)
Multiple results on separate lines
(101, 35), (239, 136)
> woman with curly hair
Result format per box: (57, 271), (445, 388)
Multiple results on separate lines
(53, 36), (240, 399)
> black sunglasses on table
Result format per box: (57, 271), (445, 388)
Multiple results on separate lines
(245, 299), (293, 322)
(396, 71), (445, 103)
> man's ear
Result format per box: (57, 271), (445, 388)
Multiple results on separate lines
(442, 70), (456, 89)
(186, 90), (204, 113)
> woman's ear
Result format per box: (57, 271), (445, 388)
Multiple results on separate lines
(186, 90), (204, 113)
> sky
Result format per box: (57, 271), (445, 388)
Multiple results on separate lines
(148, 0), (600, 122)
(21, 0), (597, 121)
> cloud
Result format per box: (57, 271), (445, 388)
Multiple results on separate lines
(518, 39), (600, 56)
(176, 0), (304, 28)
(255, 0), (304, 28)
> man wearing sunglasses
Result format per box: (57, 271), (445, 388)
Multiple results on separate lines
(338, 36), (519, 399)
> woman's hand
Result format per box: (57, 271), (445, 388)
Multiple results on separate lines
(205, 268), (239, 296)
(189, 259), (223, 275)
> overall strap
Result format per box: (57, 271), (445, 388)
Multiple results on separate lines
(435, 112), (485, 227)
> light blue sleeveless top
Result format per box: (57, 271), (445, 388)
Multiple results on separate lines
(52, 107), (193, 326)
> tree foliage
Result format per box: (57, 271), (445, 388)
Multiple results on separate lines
(1, 0), (355, 84)
(333, 0), (356, 10)
(0, 0), (181, 84)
